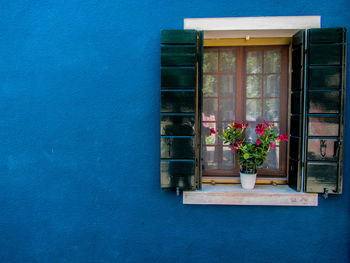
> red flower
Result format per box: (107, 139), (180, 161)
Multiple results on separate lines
(209, 128), (216, 136)
(237, 141), (242, 147)
(256, 124), (266, 135)
(234, 123), (242, 129)
(270, 142), (276, 149)
(257, 139), (262, 146)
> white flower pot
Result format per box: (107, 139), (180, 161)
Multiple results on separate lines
(240, 172), (257, 190)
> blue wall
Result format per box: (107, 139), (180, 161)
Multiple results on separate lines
(0, 1), (349, 262)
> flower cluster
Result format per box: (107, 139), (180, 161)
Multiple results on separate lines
(216, 120), (288, 173)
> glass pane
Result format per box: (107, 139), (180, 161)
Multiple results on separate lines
(203, 146), (218, 169)
(264, 49), (281, 73)
(262, 147), (279, 169)
(203, 50), (218, 72)
(221, 146), (235, 169)
(246, 75), (262, 98)
(264, 75), (280, 97)
(246, 51), (262, 74)
(220, 99), (235, 121)
(203, 75), (218, 96)
(264, 99), (280, 121)
(220, 50), (236, 72)
(246, 99), (262, 121)
(220, 75), (236, 97)
(202, 122), (218, 145)
(203, 98), (218, 121)
(246, 124), (258, 143)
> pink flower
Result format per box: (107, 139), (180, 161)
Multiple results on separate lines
(270, 142), (276, 149)
(277, 133), (289, 142)
(257, 139), (262, 146)
(209, 128), (216, 136)
(264, 120), (271, 127)
(256, 124), (266, 135)
(237, 141), (242, 147)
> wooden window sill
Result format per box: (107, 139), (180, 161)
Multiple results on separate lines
(183, 184), (318, 206)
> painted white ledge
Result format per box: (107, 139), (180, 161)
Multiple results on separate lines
(183, 184), (318, 206)
(184, 16), (321, 31)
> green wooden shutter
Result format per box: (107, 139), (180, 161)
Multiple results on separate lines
(289, 28), (347, 194)
(160, 30), (203, 191)
(289, 30), (306, 192)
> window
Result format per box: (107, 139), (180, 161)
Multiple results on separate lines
(201, 46), (289, 178)
(160, 23), (346, 197)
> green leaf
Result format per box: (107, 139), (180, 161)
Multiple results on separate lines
(243, 153), (250, 159)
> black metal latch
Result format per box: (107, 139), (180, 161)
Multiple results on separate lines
(322, 188), (329, 199)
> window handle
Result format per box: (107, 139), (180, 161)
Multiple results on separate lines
(334, 141), (340, 158)
(320, 140), (327, 158)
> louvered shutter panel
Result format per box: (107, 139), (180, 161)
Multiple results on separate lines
(289, 28), (347, 194)
(305, 28), (346, 194)
(160, 30), (203, 191)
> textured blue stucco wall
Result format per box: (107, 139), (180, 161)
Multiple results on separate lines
(0, 1), (349, 262)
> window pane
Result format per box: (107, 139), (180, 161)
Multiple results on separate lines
(221, 146), (235, 169)
(264, 49), (281, 73)
(246, 75), (262, 98)
(264, 99), (280, 121)
(264, 75), (280, 97)
(220, 50), (236, 72)
(220, 99), (235, 121)
(246, 99), (262, 121)
(203, 50), (218, 72)
(262, 147), (279, 169)
(246, 125), (258, 142)
(203, 146), (218, 169)
(203, 98), (218, 120)
(220, 75), (236, 97)
(202, 122), (218, 145)
(203, 75), (218, 96)
(246, 51), (262, 73)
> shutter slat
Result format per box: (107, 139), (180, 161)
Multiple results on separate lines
(161, 30), (197, 44)
(309, 45), (343, 65)
(161, 161), (196, 190)
(161, 68), (196, 89)
(308, 68), (341, 89)
(161, 46), (197, 66)
(161, 91), (196, 113)
(309, 28), (345, 43)
(160, 115), (195, 136)
(161, 137), (195, 159)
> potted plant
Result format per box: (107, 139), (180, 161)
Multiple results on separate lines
(210, 121), (288, 190)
